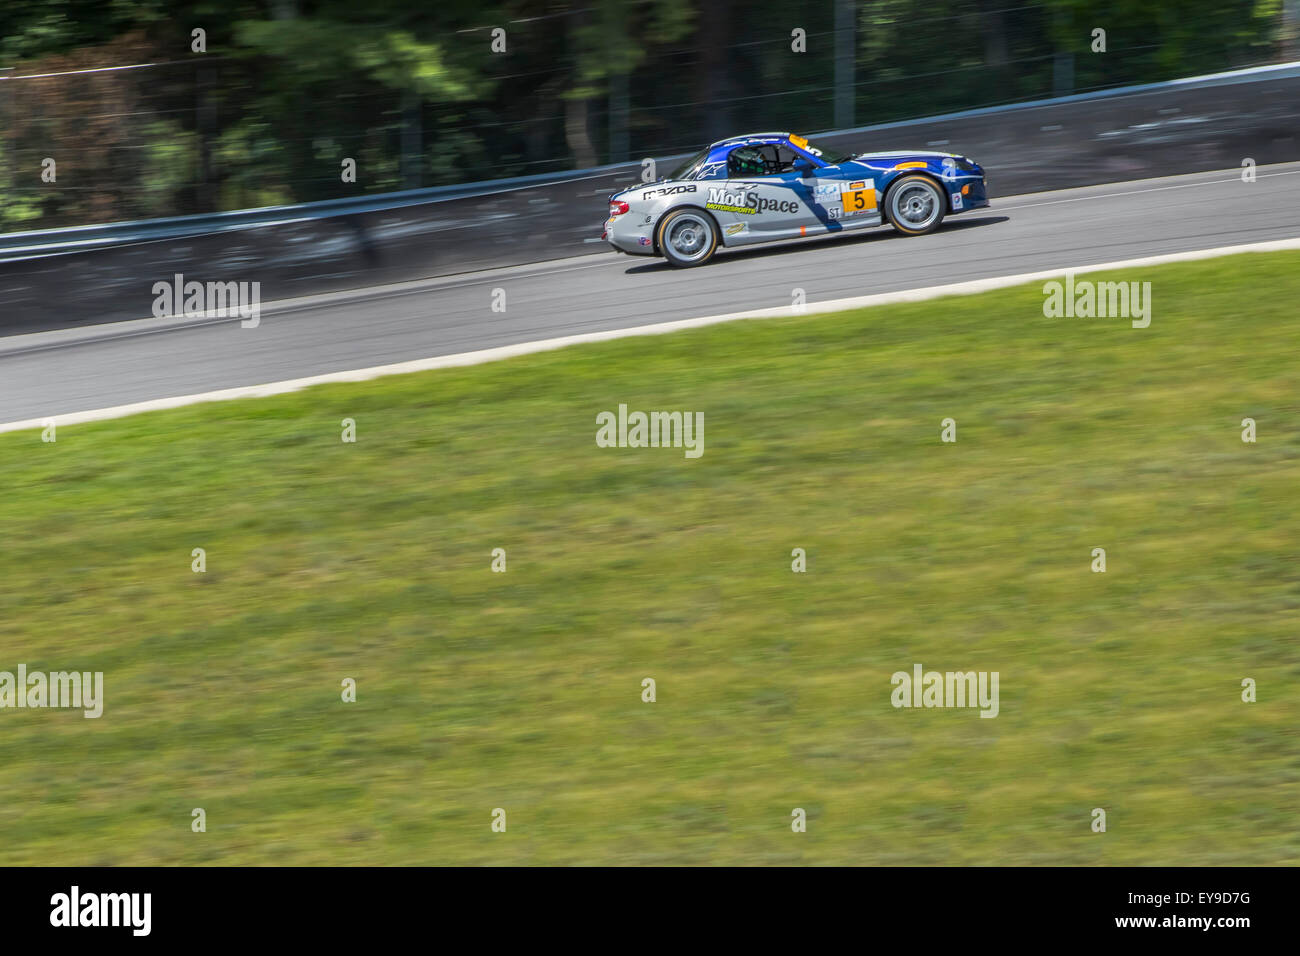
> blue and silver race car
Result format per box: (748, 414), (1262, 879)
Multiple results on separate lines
(604, 131), (988, 267)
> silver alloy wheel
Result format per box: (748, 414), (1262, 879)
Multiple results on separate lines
(890, 181), (941, 231)
(665, 213), (714, 263)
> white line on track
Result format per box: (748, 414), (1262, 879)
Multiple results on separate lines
(2, 236), (1298, 435)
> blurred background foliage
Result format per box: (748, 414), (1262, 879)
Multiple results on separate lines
(0, 0), (1293, 229)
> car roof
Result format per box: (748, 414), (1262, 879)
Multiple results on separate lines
(707, 131), (792, 149)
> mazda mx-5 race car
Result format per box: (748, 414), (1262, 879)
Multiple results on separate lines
(603, 131), (988, 267)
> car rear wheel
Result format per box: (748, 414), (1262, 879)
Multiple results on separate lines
(885, 175), (945, 236)
(657, 209), (718, 267)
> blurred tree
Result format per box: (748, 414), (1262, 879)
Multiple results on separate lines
(1043, 0), (1284, 85)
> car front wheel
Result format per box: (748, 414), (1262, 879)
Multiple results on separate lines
(885, 175), (946, 236)
(657, 209), (719, 267)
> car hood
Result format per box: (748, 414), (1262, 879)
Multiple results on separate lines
(853, 149), (961, 161)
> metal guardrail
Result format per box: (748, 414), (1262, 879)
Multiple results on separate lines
(2, 60), (1299, 335)
(0, 165), (643, 258)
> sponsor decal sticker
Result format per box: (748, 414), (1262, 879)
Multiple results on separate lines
(892, 161), (928, 170)
(841, 182), (876, 212)
(952, 192), (963, 209)
(641, 184), (697, 200)
(637, 236), (652, 245)
(724, 222), (747, 237)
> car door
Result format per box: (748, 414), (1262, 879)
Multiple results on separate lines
(700, 156), (761, 243)
(710, 144), (823, 243)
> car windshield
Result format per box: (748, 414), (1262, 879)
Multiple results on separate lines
(668, 149), (709, 181)
(788, 134), (852, 165)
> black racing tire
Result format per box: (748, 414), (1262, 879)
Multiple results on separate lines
(884, 174), (946, 236)
(656, 207), (719, 267)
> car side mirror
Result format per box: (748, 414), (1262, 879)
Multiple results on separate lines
(792, 159), (815, 177)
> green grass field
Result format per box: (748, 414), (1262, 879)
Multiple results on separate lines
(2, 251), (1298, 865)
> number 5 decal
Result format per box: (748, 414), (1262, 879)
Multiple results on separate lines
(842, 188), (876, 211)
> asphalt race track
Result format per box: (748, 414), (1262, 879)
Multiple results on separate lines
(3, 163), (1299, 424)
